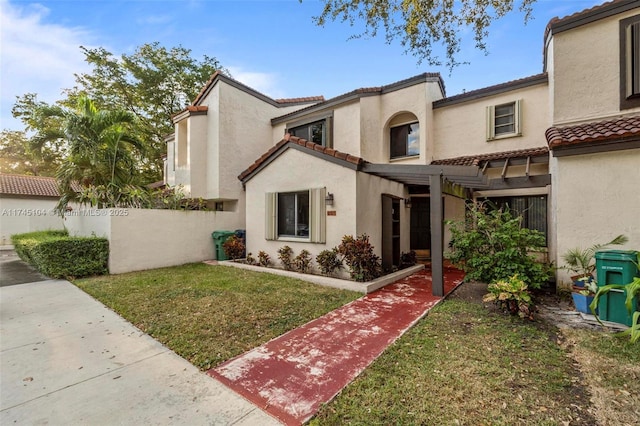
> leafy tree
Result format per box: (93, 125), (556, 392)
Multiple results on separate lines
(65, 42), (227, 181)
(35, 96), (145, 211)
(11, 43), (226, 184)
(0, 130), (63, 176)
(307, 0), (536, 69)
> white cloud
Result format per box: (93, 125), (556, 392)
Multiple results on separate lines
(0, 0), (91, 130)
(227, 66), (285, 99)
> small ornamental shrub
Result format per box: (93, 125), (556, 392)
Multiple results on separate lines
(294, 249), (313, 274)
(245, 252), (256, 265)
(483, 275), (534, 320)
(400, 251), (418, 269)
(278, 245), (294, 271)
(257, 251), (271, 267)
(446, 202), (551, 289)
(222, 235), (245, 260)
(316, 249), (343, 277)
(337, 234), (382, 282)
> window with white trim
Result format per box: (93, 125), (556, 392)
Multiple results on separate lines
(487, 100), (521, 140)
(265, 188), (326, 243)
(621, 15), (640, 109)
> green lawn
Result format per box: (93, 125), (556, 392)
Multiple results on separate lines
(311, 299), (640, 426)
(76, 266), (639, 424)
(75, 263), (360, 370)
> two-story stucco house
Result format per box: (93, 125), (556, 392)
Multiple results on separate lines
(165, 0), (640, 295)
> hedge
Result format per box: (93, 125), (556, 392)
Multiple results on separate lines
(11, 230), (109, 279)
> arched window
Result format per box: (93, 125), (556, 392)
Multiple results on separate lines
(388, 113), (419, 159)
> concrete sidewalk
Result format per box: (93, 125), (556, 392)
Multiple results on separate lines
(0, 279), (281, 425)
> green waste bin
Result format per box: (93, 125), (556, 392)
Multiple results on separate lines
(595, 250), (639, 326)
(598, 289), (638, 327)
(212, 230), (236, 261)
(595, 250), (639, 286)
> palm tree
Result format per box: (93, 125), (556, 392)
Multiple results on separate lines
(38, 96), (145, 211)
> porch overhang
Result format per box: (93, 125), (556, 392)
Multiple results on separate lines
(362, 163), (483, 297)
(362, 157), (550, 297)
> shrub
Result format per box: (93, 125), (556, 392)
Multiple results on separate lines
(316, 249), (343, 277)
(11, 230), (108, 279)
(483, 275), (534, 319)
(12, 230), (68, 264)
(245, 252), (256, 265)
(400, 250), (418, 269)
(337, 234), (382, 282)
(294, 249), (313, 274)
(257, 251), (271, 267)
(222, 235), (245, 260)
(446, 202), (551, 289)
(277, 246), (294, 271)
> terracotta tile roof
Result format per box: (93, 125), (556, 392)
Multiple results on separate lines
(0, 173), (63, 197)
(546, 115), (640, 149)
(272, 73), (445, 124)
(431, 147), (549, 166)
(433, 73), (547, 108)
(192, 71), (323, 108)
(275, 96), (325, 104)
(545, 0), (638, 37)
(238, 134), (364, 182)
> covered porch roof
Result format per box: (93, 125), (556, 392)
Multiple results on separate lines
(362, 147), (551, 297)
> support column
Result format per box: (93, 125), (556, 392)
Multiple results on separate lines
(430, 174), (444, 297)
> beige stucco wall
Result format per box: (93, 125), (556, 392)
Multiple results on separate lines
(432, 83), (550, 161)
(551, 8), (640, 124)
(359, 83), (435, 164)
(355, 172), (408, 256)
(273, 80), (443, 165)
(166, 80), (305, 202)
(244, 148), (357, 272)
(333, 100), (361, 156)
(0, 197), (66, 245)
(551, 149), (640, 287)
(66, 208), (244, 274)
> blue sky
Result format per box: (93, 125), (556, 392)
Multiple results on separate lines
(1, 0), (603, 132)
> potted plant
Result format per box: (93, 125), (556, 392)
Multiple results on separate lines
(572, 278), (598, 314)
(561, 234), (628, 287)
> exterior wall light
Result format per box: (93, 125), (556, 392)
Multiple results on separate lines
(325, 192), (334, 206)
(404, 197), (412, 208)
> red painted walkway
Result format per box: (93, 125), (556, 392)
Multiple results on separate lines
(207, 268), (465, 425)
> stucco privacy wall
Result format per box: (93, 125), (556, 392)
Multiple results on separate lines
(355, 172), (408, 256)
(244, 148), (357, 272)
(0, 197), (65, 245)
(551, 8), (640, 124)
(432, 83), (550, 161)
(552, 149), (640, 286)
(66, 209), (243, 274)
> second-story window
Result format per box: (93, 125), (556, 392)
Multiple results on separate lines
(390, 122), (420, 159)
(620, 15), (640, 109)
(486, 100), (521, 140)
(289, 119), (329, 147)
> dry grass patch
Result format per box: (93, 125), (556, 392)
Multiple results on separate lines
(75, 263), (360, 370)
(560, 328), (640, 426)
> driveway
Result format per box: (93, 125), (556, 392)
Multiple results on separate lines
(0, 249), (48, 287)
(0, 255), (281, 425)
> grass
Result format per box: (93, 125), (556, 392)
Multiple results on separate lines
(311, 298), (640, 425)
(76, 266), (639, 424)
(561, 328), (640, 425)
(75, 263), (360, 370)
